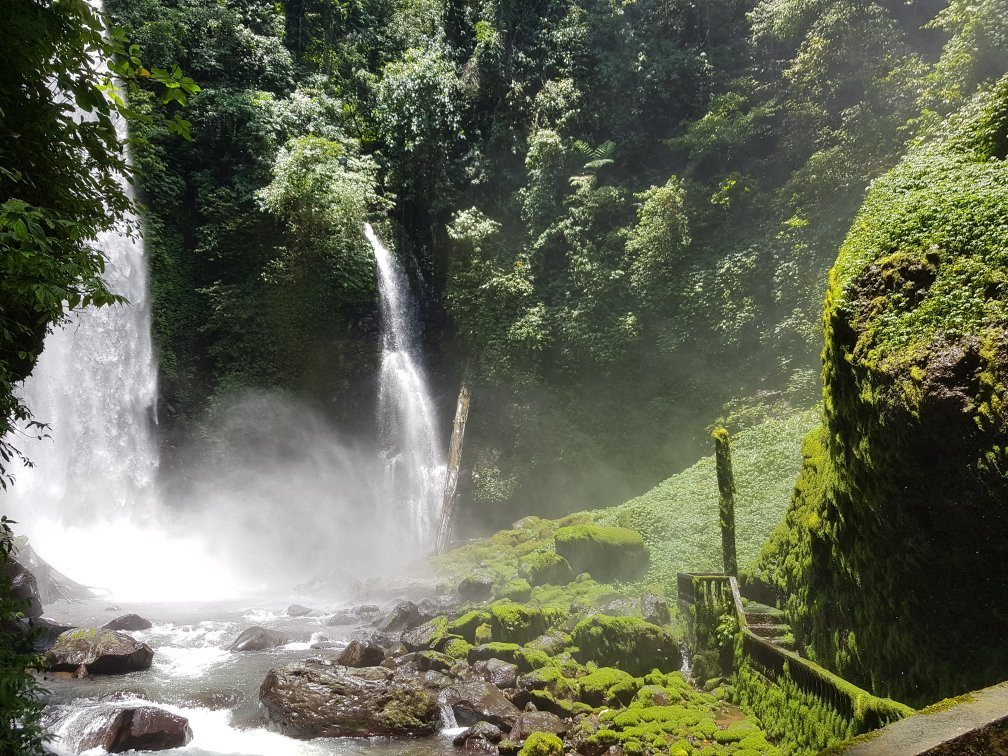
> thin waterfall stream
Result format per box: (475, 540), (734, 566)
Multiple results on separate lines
(366, 223), (446, 547)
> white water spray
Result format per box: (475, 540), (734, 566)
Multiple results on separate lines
(366, 224), (446, 547)
(0, 6), (245, 600)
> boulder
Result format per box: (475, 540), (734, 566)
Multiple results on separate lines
(259, 662), (440, 738)
(402, 618), (448, 651)
(352, 604), (380, 616)
(640, 592), (670, 626)
(326, 611), (358, 626)
(286, 604), (313, 617)
(229, 626), (288, 652)
(554, 525), (649, 582)
(101, 614), (153, 632)
(571, 615), (681, 676)
(472, 658), (519, 689)
(377, 601), (423, 633)
(453, 720), (504, 748)
(525, 634), (567, 656)
(439, 679), (522, 730)
(28, 617), (75, 651)
(458, 573), (494, 601)
(509, 710), (568, 742)
(76, 706), (192, 753)
(336, 640), (385, 667)
(2, 558), (43, 618)
(46, 629), (153, 674)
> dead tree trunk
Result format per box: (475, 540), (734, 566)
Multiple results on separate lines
(435, 383), (471, 554)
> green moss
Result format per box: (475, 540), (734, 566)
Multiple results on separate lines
(752, 77), (1008, 706)
(468, 642), (521, 663)
(571, 614), (681, 676)
(447, 610), (489, 641)
(517, 732), (563, 756)
(475, 623), (493, 644)
(443, 638), (474, 660)
(554, 525), (649, 581)
(498, 579), (533, 601)
(488, 601), (564, 644)
(514, 648), (554, 672)
(579, 667), (642, 706)
(376, 685), (439, 734)
(520, 550), (574, 586)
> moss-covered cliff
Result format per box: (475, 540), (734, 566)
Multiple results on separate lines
(755, 77), (1008, 706)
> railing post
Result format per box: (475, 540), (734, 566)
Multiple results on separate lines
(712, 427), (738, 576)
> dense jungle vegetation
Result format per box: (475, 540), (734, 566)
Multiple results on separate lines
(99, 0), (1003, 530)
(1, 0), (1007, 749)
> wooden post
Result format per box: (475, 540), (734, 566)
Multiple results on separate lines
(712, 426), (738, 576)
(435, 383), (471, 554)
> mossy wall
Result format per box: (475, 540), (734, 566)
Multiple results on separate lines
(754, 78), (1008, 705)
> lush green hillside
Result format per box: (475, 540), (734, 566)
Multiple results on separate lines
(103, 0), (963, 521)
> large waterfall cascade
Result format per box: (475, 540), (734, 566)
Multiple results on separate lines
(366, 223), (446, 546)
(0, 8), (242, 599)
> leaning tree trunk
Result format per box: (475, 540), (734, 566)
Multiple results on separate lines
(435, 383), (471, 554)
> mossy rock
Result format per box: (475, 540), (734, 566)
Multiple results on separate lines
(755, 77), (1008, 705)
(488, 601), (564, 645)
(447, 610), (490, 642)
(497, 579), (533, 602)
(468, 642), (522, 664)
(571, 615), (681, 676)
(554, 525), (649, 581)
(519, 550), (574, 586)
(517, 731), (563, 756)
(579, 666), (642, 707)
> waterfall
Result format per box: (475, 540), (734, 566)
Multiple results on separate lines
(4, 22), (157, 527)
(0, 3), (242, 600)
(366, 224), (446, 547)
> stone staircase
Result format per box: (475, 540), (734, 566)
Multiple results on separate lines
(740, 599), (795, 651)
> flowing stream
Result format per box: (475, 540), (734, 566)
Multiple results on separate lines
(367, 223), (446, 547)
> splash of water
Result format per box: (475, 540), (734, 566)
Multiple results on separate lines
(366, 224), (446, 547)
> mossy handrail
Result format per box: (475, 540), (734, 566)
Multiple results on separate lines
(677, 572), (914, 734)
(726, 576), (913, 731)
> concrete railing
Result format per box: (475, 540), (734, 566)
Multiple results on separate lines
(677, 572), (914, 737)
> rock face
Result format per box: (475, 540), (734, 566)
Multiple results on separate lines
(77, 706), (192, 753)
(2, 558), (43, 618)
(377, 601), (423, 633)
(336, 640), (385, 667)
(101, 614), (153, 632)
(229, 626), (288, 652)
(46, 629), (153, 674)
(439, 679), (522, 730)
(259, 662), (440, 738)
(286, 604), (312, 617)
(754, 81), (1008, 704)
